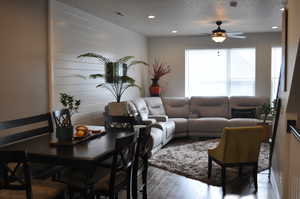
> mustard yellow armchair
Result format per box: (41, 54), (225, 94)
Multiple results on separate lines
(208, 126), (264, 194)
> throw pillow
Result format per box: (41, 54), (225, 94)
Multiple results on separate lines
(231, 108), (257, 118)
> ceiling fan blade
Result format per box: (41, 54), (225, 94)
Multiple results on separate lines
(198, 33), (210, 37)
(228, 35), (247, 39)
(227, 32), (244, 35)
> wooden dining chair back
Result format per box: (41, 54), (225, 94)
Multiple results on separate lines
(52, 109), (72, 128)
(95, 133), (137, 199)
(104, 115), (137, 133)
(133, 126), (153, 199)
(0, 150), (32, 198)
(0, 113), (53, 146)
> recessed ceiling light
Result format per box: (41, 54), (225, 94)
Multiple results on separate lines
(280, 7), (285, 11)
(115, 11), (125, 16)
(148, 15), (155, 19)
(272, 26), (279, 29)
(171, 30), (178, 33)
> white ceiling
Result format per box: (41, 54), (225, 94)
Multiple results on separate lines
(58, 0), (283, 37)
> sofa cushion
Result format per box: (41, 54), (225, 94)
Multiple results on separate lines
(228, 118), (260, 127)
(229, 96), (268, 118)
(169, 118), (188, 133)
(162, 97), (190, 118)
(131, 98), (149, 120)
(188, 117), (228, 133)
(144, 97), (166, 115)
(190, 97), (229, 118)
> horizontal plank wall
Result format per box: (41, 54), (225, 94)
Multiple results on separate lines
(50, 0), (147, 125)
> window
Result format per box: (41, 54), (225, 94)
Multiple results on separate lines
(185, 48), (256, 97)
(271, 47), (282, 100)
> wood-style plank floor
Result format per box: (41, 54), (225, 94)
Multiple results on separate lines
(120, 167), (275, 199)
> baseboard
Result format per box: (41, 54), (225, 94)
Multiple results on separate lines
(270, 169), (281, 199)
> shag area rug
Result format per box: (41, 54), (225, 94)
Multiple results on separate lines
(149, 139), (269, 186)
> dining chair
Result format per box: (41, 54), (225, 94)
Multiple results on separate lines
(0, 150), (66, 199)
(132, 126), (153, 199)
(59, 133), (137, 199)
(93, 133), (137, 199)
(104, 115), (137, 133)
(207, 126), (264, 194)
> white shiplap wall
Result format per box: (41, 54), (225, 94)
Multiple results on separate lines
(50, 0), (148, 125)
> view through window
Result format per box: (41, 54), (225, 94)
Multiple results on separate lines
(185, 48), (256, 97)
(271, 47), (282, 100)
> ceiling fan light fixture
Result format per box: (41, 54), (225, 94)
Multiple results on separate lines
(211, 32), (227, 43)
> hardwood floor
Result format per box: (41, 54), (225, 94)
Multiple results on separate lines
(120, 167), (275, 199)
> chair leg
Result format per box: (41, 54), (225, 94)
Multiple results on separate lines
(142, 159), (148, 199)
(221, 166), (226, 195)
(127, 168), (132, 199)
(132, 167), (138, 199)
(208, 156), (212, 178)
(238, 166), (243, 177)
(253, 164), (258, 192)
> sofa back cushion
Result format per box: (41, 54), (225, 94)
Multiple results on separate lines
(190, 97), (229, 118)
(162, 97), (190, 118)
(229, 96), (268, 118)
(131, 98), (149, 120)
(143, 97), (166, 115)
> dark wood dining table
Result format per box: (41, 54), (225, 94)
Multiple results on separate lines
(0, 130), (131, 167)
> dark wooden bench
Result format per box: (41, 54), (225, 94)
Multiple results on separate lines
(0, 113), (60, 180)
(0, 113), (53, 145)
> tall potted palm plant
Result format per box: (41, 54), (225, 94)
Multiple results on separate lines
(78, 53), (148, 116)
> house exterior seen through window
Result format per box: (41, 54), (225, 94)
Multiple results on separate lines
(185, 48), (256, 97)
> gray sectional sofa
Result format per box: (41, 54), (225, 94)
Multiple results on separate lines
(127, 96), (268, 153)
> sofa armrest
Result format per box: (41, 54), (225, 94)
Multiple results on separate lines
(148, 115), (168, 122)
(148, 123), (164, 131)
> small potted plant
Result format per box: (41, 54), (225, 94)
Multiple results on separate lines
(148, 59), (171, 96)
(258, 101), (275, 141)
(54, 93), (81, 141)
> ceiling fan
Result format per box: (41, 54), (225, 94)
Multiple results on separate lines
(202, 21), (246, 43)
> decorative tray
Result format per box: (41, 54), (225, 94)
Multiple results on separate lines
(50, 126), (106, 147)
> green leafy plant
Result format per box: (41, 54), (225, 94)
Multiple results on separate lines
(259, 101), (277, 123)
(78, 53), (148, 102)
(59, 93), (81, 115)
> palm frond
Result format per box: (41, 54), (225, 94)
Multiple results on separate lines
(89, 74), (104, 79)
(128, 60), (149, 67)
(120, 76), (135, 84)
(77, 53), (111, 63)
(96, 83), (106, 88)
(76, 75), (88, 80)
(117, 56), (135, 63)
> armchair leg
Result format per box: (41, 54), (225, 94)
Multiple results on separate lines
(253, 164), (258, 192)
(208, 156), (212, 178)
(221, 166), (226, 195)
